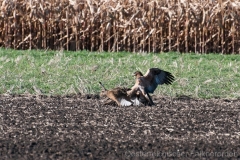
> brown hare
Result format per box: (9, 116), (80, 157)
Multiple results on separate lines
(99, 82), (150, 106)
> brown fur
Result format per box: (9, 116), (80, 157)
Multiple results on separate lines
(100, 87), (133, 106)
(100, 86), (151, 106)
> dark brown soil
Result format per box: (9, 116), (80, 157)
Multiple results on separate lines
(0, 94), (240, 160)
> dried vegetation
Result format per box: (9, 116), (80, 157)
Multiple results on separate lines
(0, 0), (240, 53)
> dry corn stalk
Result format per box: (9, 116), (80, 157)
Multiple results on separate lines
(0, 0), (239, 54)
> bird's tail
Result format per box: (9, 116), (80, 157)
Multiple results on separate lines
(99, 82), (107, 91)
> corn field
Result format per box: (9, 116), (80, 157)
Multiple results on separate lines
(0, 0), (240, 53)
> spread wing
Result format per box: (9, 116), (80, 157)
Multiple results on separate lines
(143, 68), (175, 93)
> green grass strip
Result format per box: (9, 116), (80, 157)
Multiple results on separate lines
(0, 48), (239, 99)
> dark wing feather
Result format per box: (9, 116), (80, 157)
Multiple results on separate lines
(144, 68), (175, 93)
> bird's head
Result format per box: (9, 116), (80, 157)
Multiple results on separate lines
(133, 71), (143, 78)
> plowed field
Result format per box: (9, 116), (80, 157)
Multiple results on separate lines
(0, 94), (239, 159)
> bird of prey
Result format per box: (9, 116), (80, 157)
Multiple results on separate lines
(129, 68), (175, 105)
(99, 82), (150, 106)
